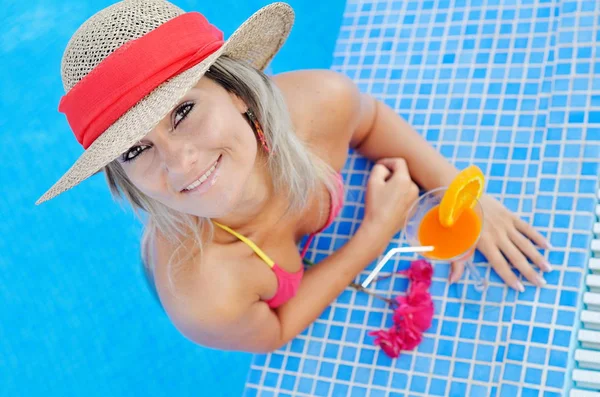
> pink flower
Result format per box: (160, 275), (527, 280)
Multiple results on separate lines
(394, 297), (434, 333)
(370, 259), (435, 358)
(396, 325), (422, 350)
(401, 259), (433, 287)
(369, 327), (404, 358)
(406, 281), (431, 305)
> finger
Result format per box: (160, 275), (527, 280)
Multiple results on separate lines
(377, 157), (407, 174)
(386, 161), (412, 184)
(500, 237), (546, 287)
(369, 163), (391, 184)
(509, 229), (552, 272)
(514, 217), (551, 249)
(479, 238), (524, 292)
(449, 261), (465, 284)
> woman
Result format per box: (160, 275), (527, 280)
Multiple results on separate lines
(37, 0), (550, 352)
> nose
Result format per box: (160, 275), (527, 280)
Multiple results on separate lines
(159, 138), (198, 178)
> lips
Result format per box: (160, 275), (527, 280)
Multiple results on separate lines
(181, 155), (222, 192)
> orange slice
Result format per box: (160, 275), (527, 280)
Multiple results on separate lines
(439, 165), (485, 227)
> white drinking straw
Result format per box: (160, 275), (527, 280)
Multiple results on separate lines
(361, 245), (434, 288)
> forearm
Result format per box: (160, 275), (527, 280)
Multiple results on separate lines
(356, 98), (459, 190)
(275, 224), (386, 345)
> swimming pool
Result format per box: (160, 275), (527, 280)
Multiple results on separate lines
(245, 1), (600, 396)
(6, 0), (600, 396)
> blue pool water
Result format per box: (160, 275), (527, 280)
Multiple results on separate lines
(1, 0), (344, 396)
(7, 0), (600, 396)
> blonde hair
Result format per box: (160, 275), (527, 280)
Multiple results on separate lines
(105, 56), (340, 297)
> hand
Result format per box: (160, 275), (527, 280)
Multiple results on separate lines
(362, 158), (419, 243)
(449, 194), (551, 291)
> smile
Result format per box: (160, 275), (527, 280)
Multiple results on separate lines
(181, 155), (222, 193)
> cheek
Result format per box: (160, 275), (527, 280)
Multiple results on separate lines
(223, 114), (258, 152)
(201, 114), (258, 158)
(121, 162), (168, 198)
(131, 177), (161, 199)
(179, 110), (226, 147)
(184, 100), (258, 153)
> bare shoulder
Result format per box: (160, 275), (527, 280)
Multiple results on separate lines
(271, 70), (368, 168)
(150, 229), (259, 346)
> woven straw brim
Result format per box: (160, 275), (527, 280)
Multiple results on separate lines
(36, 2), (294, 205)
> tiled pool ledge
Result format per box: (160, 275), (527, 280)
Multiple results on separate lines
(245, 1), (600, 396)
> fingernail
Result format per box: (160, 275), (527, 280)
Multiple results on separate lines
(448, 270), (456, 284)
(514, 281), (525, 293)
(542, 261), (552, 272)
(536, 275), (547, 287)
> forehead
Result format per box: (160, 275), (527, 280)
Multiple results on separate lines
(191, 76), (222, 93)
(163, 77), (230, 108)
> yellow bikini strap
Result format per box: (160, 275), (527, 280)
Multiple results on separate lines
(212, 221), (275, 268)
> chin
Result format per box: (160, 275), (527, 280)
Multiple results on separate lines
(178, 190), (238, 219)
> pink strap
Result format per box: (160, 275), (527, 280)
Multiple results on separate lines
(264, 264), (304, 308)
(300, 174), (344, 258)
(265, 174), (345, 308)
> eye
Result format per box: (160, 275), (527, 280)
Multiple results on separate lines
(121, 145), (150, 162)
(172, 101), (195, 128)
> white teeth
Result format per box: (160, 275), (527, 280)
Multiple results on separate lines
(183, 160), (218, 191)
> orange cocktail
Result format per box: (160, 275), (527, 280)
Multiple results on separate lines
(404, 165), (487, 291)
(418, 205), (481, 260)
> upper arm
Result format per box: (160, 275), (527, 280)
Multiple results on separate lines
(272, 70), (378, 166)
(163, 289), (285, 353)
(214, 301), (284, 353)
(151, 233), (285, 352)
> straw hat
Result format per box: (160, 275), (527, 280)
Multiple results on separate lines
(36, 0), (294, 204)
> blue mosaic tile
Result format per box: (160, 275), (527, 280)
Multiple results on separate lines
(245, 0), (600, 396)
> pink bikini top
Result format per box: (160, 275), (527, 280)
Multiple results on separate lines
(213, 174), (344, 308)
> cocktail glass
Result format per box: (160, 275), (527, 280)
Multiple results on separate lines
(404, 187), (488, 295)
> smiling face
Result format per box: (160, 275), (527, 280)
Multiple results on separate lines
(118, 77), (260, 218)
